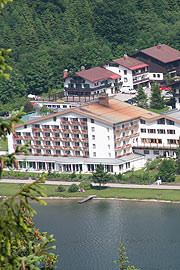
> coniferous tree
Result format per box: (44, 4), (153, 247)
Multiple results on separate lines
(150, 83), (165, 109)
(136, 85), (148, 108)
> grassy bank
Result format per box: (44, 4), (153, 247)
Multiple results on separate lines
(1, 183), (180, 202)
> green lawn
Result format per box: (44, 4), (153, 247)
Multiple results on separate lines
(1, 183), (180, 202)
(148, 107), (169, 113)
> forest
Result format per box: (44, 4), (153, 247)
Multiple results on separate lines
(1, 0), (180, 113)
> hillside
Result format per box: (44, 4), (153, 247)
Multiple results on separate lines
(1, 0), (180, 113)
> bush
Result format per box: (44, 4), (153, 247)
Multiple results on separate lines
(57, 185), (65, 192)
(68, 184), (79, 193)
(79, 181), (92, 190)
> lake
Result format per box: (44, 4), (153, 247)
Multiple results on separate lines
(33, 199), (180, 270)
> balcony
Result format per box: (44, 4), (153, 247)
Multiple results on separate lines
(64, 83), (112, 93)
(32, 128), (41, 132)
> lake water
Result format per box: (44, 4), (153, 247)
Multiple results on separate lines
(33, 199), (180, 270)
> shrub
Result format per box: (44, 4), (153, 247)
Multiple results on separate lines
(68, 184), (79, 193)
(79, 181), (92, 190)
(57, 185), (65, 192)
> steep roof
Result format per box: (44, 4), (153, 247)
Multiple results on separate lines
(138, 44), (180, 63)
(112, 56), (148, 70)
(74, 67), (121, 83)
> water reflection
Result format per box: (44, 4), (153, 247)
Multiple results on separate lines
(33, 200), (180, 270)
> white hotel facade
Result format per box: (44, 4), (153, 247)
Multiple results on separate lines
(8, 96), (180, 174)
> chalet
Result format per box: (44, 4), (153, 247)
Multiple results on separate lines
(104, 55), (150, 89)
(64, 66), (121, 97)
(131, 44), (180, 79)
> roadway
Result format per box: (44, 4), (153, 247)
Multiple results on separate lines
(1, 179), (180, 190)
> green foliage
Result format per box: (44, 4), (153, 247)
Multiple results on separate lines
(68, 183), (79, 193)
(176, 138), (180, 175)
(136, 85), (148, 108)
(158, 159), (177, 182)
(92, 164), (111, 186)
(39, 105), (51, 116)
(0, 176), (58, 269)
(114, 242), (140, 270)
(79, 181), (92, 190)
(150, 83), (165, 109)
(57, 184), (66, 192)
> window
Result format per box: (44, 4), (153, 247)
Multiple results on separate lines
(166, 119), (174, 125)
(75, 142), (79, 146)
(53, 125), (59, 129)
(44, 133), (50, 137)
(64, 133), (69, 138)
(108, 145), (110, 149)
(157, 118), (165, 124)
(141, 129), (146, 133)
(84, 134), (88, 138)
(25, 132), (31, 136)
(84, 143), (89, 147)
(43, 125), (49, 128)
(124, 70), (127, 75)
(153, 74), (156, 77)
(157, 74), (160, 78)
(126, 162), (130, 169)
(107, 136), (110, 140)
(167, 129), (175, 134)
(140, 119), (146, 124)
(124, 77), (128, 82)
(73, 126), (79, 130)
(54, 133), (59, 137)
(74, 134), (79, 138)
(35, 141), (41, 145)
(37, 149), (41, 153)
(91, 127), (95, 132)
(35, 124), (40, 128)
(16, 132), (21, 136)
(35, 132), (40, 137)
(63, 125), (69, 130)
(148, 129), (156, 134)
(75, 151), (80, 156)
(46, 150), (51, 154)
(153, 150), (159, 155)
(91, 119), (94, 123)
(62, 117), (68, 121)
(92, 135), (95, 140)
(55, 142), (60, 146)
(157, 129), (166, 134)
(107, 128), (110, 132)
(24, 125), (27, 129)
(167, 139), (177, 144)
(45, 141), (51, 146)
(56, 150), (61, 154)
(93, 144), (96, 149)
(108, 153), (111, 157)
(65, 142), (70, 146)
(16, 140), (21, 144)
(53, 117), (56, 121)
(93, 152), (96, 157)
(144, 150), (150, 154)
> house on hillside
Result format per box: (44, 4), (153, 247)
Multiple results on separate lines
(104, 55), (150, 89)
(131, 44), (180, 82)
(63, 66), (122, 97)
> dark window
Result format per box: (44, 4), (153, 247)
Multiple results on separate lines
(91, 119), (94, 123)
(53, 117), (56, 121)
(157, 118), (165, 124)
(140, 119), (146, 124)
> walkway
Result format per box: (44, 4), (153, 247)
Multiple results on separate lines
(1, 179), (180, 190)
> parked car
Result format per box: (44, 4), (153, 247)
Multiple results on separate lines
(163, 92), (173, 99)
(125, 98), (137, 105)
(121, 88), (136, 94)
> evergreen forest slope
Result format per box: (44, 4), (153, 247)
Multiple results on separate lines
(1, 0), (180, 113)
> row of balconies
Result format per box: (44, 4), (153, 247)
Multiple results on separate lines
(115, 124), (139, 134)
(17, 152), (89, 158)
(116, 152), (132, 158)
(115, 133), (139, 141)
(115, 144), (131, 151)
(15, 136), (88, 142)
(14, 144), (89, 151)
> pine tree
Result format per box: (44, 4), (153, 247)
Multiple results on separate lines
(136, 85), (148, 108)
(150, 83), (165, 109)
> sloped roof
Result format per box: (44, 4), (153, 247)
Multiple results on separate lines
(139, 44), (180, 63)
(112, 56), (148, 70)
(74, 67), (121, 83)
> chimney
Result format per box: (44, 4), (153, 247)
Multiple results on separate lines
(64, 69), (68, 78)
(81, 66), (85, 71)
(99, 94), (109, 107)
(157, 43), (161, 49)
(124, 53), (128, 59)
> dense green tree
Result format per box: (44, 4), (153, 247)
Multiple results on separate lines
(158, 159), (177, 182)
(176, 138), (180, 175)
(136, 85), (148, 108)
(92, 164), (111, 186)
(150, 83), (165, 109)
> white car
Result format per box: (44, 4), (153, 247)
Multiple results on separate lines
(121, 88), (136, 94)
(163, 92), (173, 99)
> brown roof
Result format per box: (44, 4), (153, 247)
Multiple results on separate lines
(112, 56), (148, 70)
(16, 98), (180, 129)
(139, 44), (180, 63)
(74, 67), (121, 83)
(76, 98), (159, 124)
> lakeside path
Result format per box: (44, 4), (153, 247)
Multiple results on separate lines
(1, 179), (180, 190)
